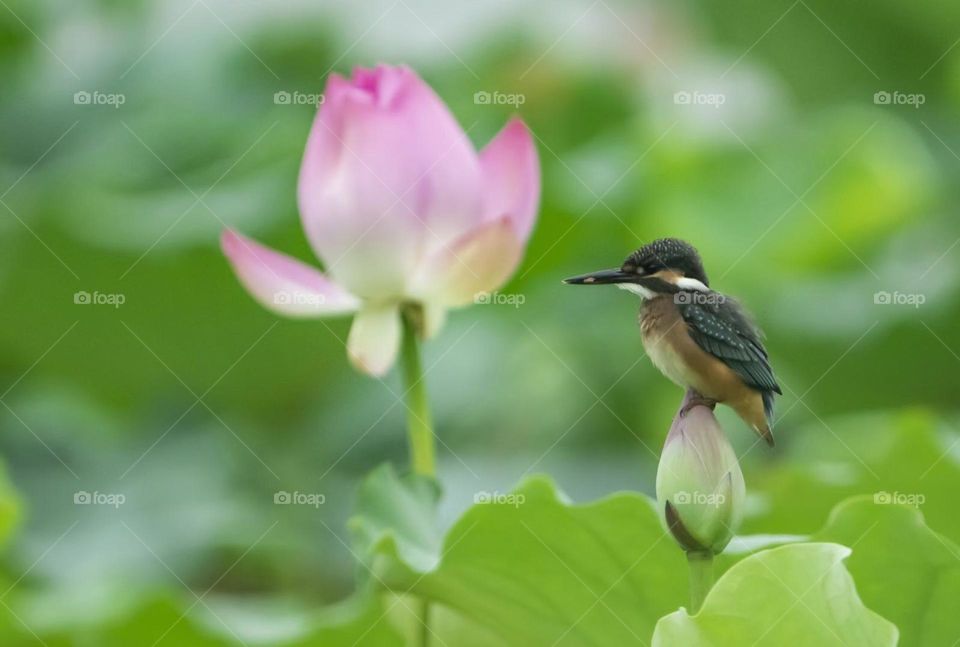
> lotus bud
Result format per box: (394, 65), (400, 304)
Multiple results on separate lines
(656, 391), (745, 555)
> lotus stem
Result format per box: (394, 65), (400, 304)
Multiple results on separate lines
(400, 306), (436, 478)
(687, 551), (714, 614)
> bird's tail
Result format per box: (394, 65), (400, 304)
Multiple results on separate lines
(762, 391), (775, 424)
(760, 391), (776, 446)
(733, 391), (777, 446)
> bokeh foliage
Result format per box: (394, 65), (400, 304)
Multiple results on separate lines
(1, 0), (958, 644)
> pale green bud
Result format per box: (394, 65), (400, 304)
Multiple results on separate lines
(656, 394), (745, 555)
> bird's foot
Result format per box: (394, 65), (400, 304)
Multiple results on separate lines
(680, 390), (717, 417)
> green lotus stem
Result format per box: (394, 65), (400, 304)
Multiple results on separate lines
(418, 601), (431, 647)
(400, 307), (436, 478)
(687, 551), (714, 614)
(400, 307), (435, 647)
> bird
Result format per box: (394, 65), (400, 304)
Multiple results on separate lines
(564, 238), (781, 446)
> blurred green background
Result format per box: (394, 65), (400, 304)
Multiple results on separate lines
(1, 0), (959, 643)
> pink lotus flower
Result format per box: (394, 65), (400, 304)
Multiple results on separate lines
(222, 64), (540, 376)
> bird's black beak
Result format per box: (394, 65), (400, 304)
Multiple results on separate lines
(563, 269), (637, 285)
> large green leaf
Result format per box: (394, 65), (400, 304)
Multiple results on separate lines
(348, 463), (443, 575)
(814, 497), (960, 647)
(377, 593), (506, 647)
(746, 410), (960, 543)
(374, 476), (688, 645)
(346, 464), (497, 645)
(3, 592), (406, 647)
(652, 543), (898, 646)
(10, 597), (232, 647)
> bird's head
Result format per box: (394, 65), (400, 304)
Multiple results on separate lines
(564, 238), (709, 297)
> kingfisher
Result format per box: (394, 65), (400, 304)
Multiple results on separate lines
(564, 238), (781, 446)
